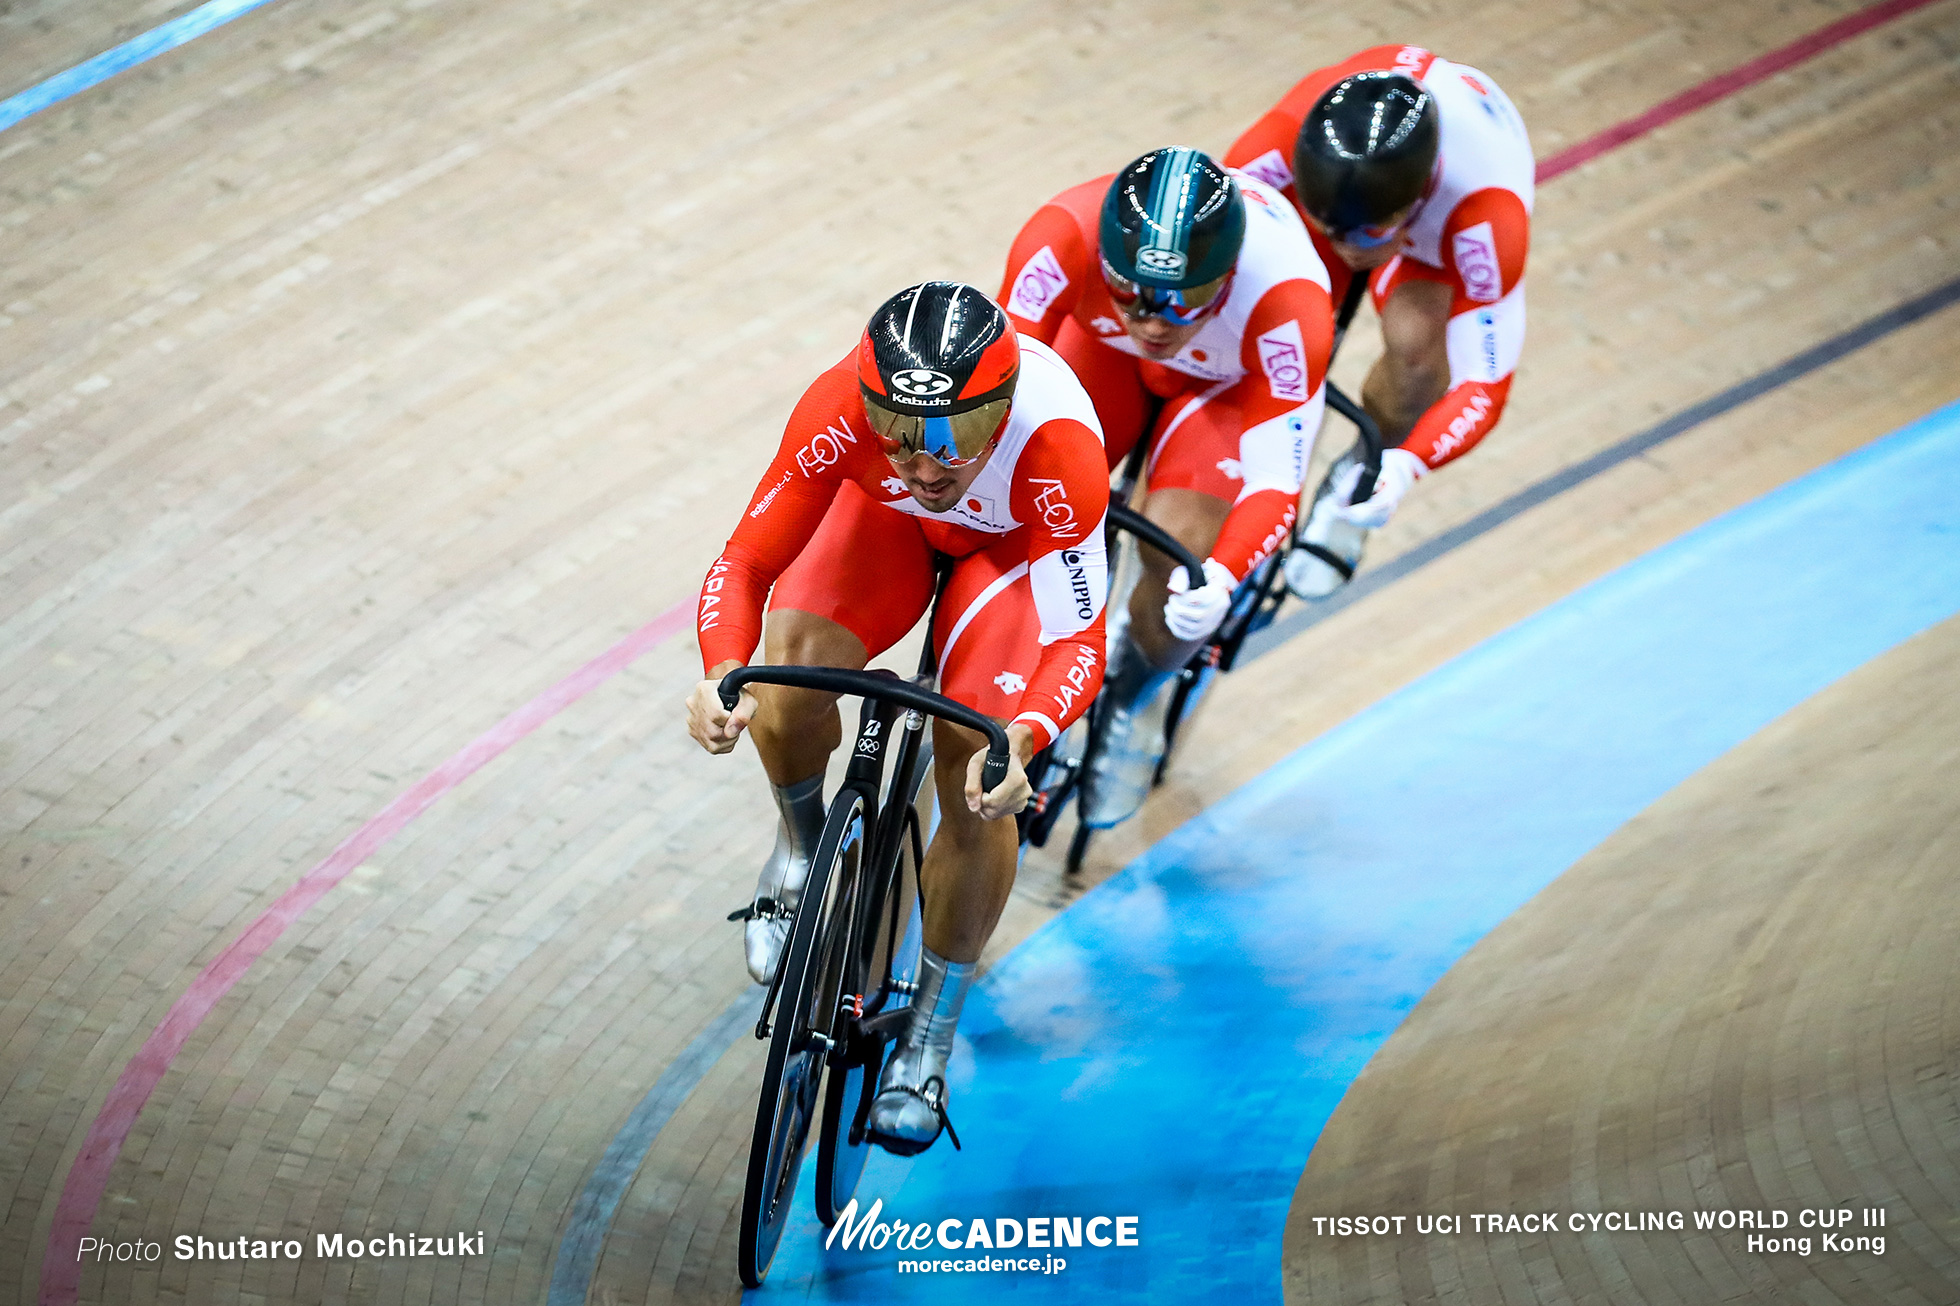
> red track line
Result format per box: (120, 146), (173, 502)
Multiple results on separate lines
(37, 598), (694, 1305)
(1537, 0), (1944, 181)
(37, 0), (1946, 1298)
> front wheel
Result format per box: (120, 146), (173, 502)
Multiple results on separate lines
(1155, 661), (1217, 786)
(817, 770), (926, 1224)
(737, 792), (865, 1287)
(1065, 819), (1094, 878)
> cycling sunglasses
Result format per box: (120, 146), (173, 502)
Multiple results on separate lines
(1314, 203), (1420, 250)
(863, 395), (1011, 468)
(1329, 220), (1407, 249)
(1100, 261), (1232, 326)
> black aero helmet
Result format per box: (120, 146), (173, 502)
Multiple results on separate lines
(1293, 71), (1439, 241)
(1100, 147), (1245, 291)
(856, 281), (1019, 466)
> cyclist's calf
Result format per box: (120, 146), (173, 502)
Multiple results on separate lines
(921, 717), (1019, 964)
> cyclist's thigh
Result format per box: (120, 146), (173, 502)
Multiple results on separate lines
(770, 481), (936, 659)
(1146, 384), (1247, 507)
(930, 532), (1044, 725)
(1055, 315), (1152, 471)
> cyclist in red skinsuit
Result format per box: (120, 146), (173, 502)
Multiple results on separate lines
(1224, 45), (1533, 595)
(686, 282), (1108, 1156)
(998, 147), (1334, 826)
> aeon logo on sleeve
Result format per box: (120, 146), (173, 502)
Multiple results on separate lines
(1256, 319), (1309, 403)
(796, 416), (860, 476)
(1452, 221), (1502, 303)
(1237, 148), (1292, 194)
(1027, 478), (1080, 540)
(1007, 245), (1070, 321)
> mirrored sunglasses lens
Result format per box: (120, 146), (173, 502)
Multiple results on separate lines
(866, 397), (1007, 466)
(1179, 273), (1227, 313)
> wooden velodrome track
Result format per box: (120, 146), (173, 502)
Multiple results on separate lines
(2, 0), (1957, 1302)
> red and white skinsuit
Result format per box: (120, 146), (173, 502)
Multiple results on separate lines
(697, 337), (1110, 751)
(1226, 45), (1533, 471)
(997, 174), (1334, 586)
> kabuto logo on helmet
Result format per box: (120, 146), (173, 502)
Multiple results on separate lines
(1135, 248), (1187, 275)
(890, 368), (954, 397)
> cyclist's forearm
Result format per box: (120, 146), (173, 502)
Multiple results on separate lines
(696, 551), (773, 672)
(1210, 488), (1296, 580)
(1012, 625), (1107, 750)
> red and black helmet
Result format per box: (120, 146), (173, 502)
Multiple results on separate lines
(857, 281), (1019, 466)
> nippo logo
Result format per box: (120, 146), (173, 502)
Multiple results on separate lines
(890, 369), (954, 397)
(1452, 221), (1502, 303)
(1135, 247), (1187, 276)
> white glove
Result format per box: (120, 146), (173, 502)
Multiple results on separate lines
(1164, 557), (1237, 642)
(1332, 447), (1427, 529)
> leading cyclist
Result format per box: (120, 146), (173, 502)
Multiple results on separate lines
(997, 147), (1335, 827)
(685, 282), (1109, 1156)
(1223, 46), (1534, 596)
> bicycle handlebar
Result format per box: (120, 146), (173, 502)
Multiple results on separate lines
(718, 666), (1013, 793)
(1324, 382), (1383, 504)
(1106, 503), (1206, 582)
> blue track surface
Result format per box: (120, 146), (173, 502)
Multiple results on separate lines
(0, 0), (281, 134)
(750, 399), (1960, 1302)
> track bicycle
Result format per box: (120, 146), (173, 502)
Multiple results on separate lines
(1021, 381), (1384, 875)
(724, 576), (1012, 1288)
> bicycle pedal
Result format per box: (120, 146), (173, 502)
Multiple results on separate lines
(727, 896), (792, 923)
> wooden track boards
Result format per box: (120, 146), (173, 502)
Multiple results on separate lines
(0, 0), (1957, 1303)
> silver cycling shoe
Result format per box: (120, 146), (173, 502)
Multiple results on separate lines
(867, 949), (975, 1156)
(736, 775), (825, 985)
(1077, 646), (1178, 831)
(1285, 453), (1370, 600)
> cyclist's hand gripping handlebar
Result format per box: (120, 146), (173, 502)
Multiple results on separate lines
(716, 666), (1013, 793)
